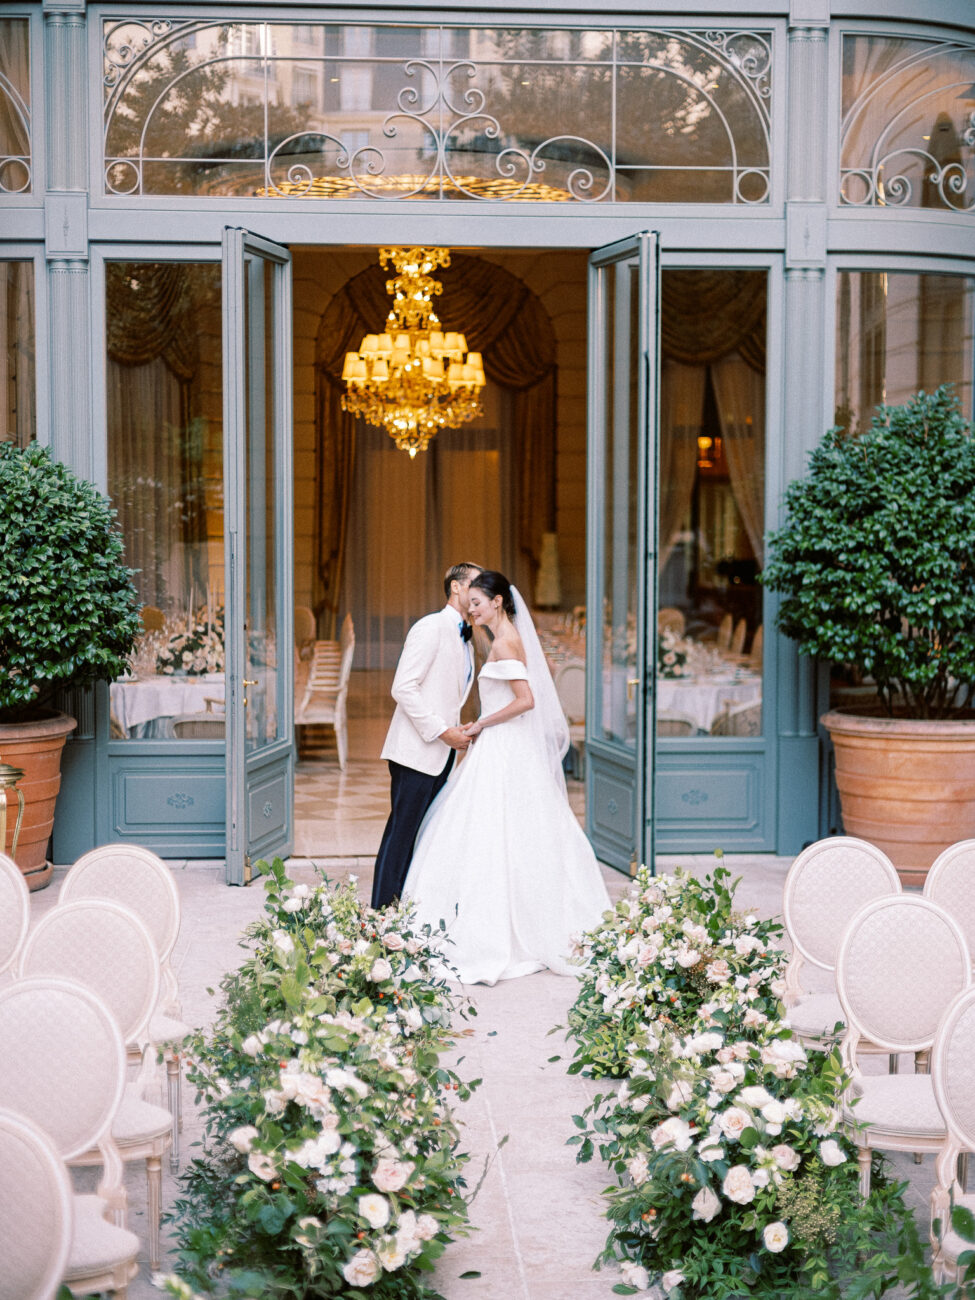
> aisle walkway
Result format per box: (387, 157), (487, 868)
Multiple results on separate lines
(33, 853), (932, 1299)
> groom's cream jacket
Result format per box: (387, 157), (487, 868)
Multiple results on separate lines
(381, 604), (475, 776)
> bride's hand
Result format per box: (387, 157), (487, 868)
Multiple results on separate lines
(463, 720), (483, 740)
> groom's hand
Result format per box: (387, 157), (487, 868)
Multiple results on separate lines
(440, 726), (471, 751)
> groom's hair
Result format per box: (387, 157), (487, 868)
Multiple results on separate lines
(443, 562), (482, 598)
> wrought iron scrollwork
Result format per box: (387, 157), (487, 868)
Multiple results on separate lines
(0, 68), (31, 194)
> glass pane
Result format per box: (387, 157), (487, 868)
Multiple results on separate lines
(106, 262), (225, 741)
(103, 20), (771, 204)
(244, 257), (280, 750)
(656, 270), (766, 740)
(597, 260), (640, 747)
(841, 36), (975, 212)
(835, 272), (975, 432)
(1, 261), (35, 445)
(0, 18), (31, 194)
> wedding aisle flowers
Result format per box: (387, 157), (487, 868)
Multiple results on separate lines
(164, 859), (479, 1299)
(564, 865), (939, 1299)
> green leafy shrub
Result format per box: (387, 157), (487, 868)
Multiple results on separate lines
(0, 441), (141, 721)
(762, 386), (975, 719)
(164, 859), (480, 1299)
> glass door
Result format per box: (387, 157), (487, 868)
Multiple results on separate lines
(222, 228), (294, 885)
(585, 232), (660, 873)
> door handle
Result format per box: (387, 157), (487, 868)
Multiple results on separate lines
(243, 678), (258, 706)
(627, 677), (640, 701)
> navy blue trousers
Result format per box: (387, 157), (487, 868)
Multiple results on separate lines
(370, 751), (455, 910)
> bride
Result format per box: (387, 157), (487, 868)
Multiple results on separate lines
(402, 570), (611, 985)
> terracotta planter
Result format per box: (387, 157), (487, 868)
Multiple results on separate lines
(822, 709), (975, 887)
(0, 711), (77, 891)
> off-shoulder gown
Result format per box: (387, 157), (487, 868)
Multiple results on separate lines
(402, 659), (611, 985)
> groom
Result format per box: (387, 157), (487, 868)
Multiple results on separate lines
(370, 561), (482, 909)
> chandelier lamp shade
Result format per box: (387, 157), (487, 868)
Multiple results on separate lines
(342, 247), (486, 457)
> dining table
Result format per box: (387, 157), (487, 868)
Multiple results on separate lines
(110, 673), (226, 737)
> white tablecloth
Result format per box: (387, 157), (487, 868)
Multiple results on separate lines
(110, 674), (226, 734)
(657, 674), (762, 733)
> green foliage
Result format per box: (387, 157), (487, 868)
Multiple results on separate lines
(0, 442), (141, 720)
(163, 859), (480, 1299)
(762, 386), (975, 719)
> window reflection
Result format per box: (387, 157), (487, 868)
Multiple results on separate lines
(106, 263), (225, 742)
(656, 271), (766, 739)
(0, 18), (31, 194)
(1, 261), (35, 446)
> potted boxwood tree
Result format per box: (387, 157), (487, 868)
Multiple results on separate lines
(763, 385), (975, 885)
(0, 441), (141, 889)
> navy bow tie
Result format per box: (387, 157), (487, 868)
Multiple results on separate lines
(458, 621), (473, 643)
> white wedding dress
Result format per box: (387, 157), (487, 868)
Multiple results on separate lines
(402, 658), (611, 985)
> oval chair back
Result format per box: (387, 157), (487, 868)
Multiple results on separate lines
(20, 899), (159, 1049)
(0, 1108), (73, 1300)
(924, 840), (975, 972)
(836, 895), (971, 1058)
(0, 851), (29, 978)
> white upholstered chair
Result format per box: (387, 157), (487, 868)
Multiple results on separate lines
(553, 661), (585, 725)
(0, 977), (139, 1297)
(730, 617), (748, 655)
(295, 622), (356, 768)
(0, 851), (29, 981)
(929, 985), (975, 1283)
(656, 712), (698, 737)
(710, 701), (762, 737)
(0, 1108), (74, 1300)
(716, 612), (733, 650)
(836, 895), (971, 1196)
(748, 623), (763, 669)
(924, 841), (975, 970)
(59, 845), (189, 1170)
(294, 603), (316, 656)
(782, 836), (901, 1059)
(20, 900), (173, 1269)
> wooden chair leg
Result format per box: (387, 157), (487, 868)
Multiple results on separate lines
(857, 1145), (872, 1197)
(147, 1153), (163, 1270)
(167, 1051), (181, 1172)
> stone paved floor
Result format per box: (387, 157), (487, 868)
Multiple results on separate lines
(29, 852), (934, 1300)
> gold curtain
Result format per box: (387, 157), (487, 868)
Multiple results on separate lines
(662, 271), (766, 373)
(315, 255), (557, 632)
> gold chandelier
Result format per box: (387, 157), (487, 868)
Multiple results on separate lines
(341, 247), (486, 457)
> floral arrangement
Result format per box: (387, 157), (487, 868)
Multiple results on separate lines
(563, 865), (938, 1299)
(657, 628), (690, 680)
(163, 858), (480, 1299)
(157, 607), (225, 676)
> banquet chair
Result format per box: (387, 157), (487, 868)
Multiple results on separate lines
(656, 712), (698, 737)
(835, 895), (971, 1196)
(924, 841), (975, 971)
(710, 701), (762, 736)
(170, 711), (226, 738)
(730, 617), (748, 655)
(716, 612), (734, 650)
(60, 845), (189, 1170)
(0, 977), (139, 1297)
(748, 624), (764, 669)
(0, 1108), (74, 1300)
(782, 836), (901, 1060)
(295, 625), (356, 768)
(554, 661), (585, 725)
(20, 900), (173, 1269)
(929, 985), (975, 1283)
(0, 851), (29, 982)
(658, 607), (686, 636)
(294, 603), (316, 657)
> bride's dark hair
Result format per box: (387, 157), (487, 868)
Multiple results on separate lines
(470, 570), (516, 618)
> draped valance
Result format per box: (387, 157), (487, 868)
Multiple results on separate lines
(105, 263), (207, 378)
(662, 270), (766, 372)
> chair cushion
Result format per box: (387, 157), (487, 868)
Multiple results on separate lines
(150, 1011), (190, 1043)
(939, 1192), (975, 1265)
(113, 1089), (173, 1145)
(786, 992), (846, 1039)
(65, 1195), (139, 1276)
(845, 1073), (945, 1139)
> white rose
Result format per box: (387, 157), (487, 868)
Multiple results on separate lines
(662, 1269), (685, 1293)
(342, 1249), (380, 1286)
(383, 932), (406, 950)
(771, 1143), (800, 1172)
(358, 1193), (390, 1229)
(722, 1164), (756, 1205)
(401, 1005), (423, 1031)
(271, 929), (295, 956)
(666, 1080), (693, 1111)
(373, 1157), (415, 1192)
(620, 1259), (651, 1290)
(416, 1214), (438, 1240)
(627, 1153), (650, 1185)
(711, 1069), (737, 1094)
(718, 1107), (750, 1141)
(691, 1186), (721, 1222)
(763, 1221), (790, 1253)
(241, 1033), (264, 1057)
(631, 1095), (650, 1114)
(282, 897), (304, 913)
(676, 946), (700, 968)
(738, 1086), (773, 1108)
(370, 957), (393, 982)
(228, 1124), (259, 1153)
(247, 1150), (277, 1181)
(761, 1100), (788, 1126)
(819, 1139), (846, 1167)
(698, 1142), (725, 1163)
(651, 1117), (693, 1152)
(743, 1007), (767, 1029)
